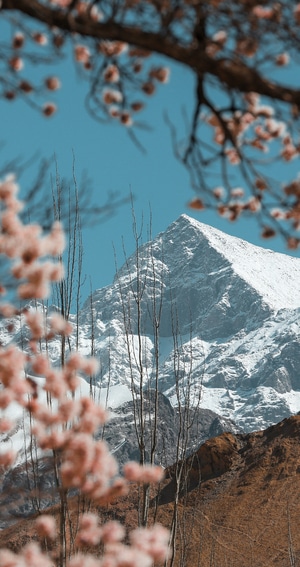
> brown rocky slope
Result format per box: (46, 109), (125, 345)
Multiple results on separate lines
(1, 415), (300, 566)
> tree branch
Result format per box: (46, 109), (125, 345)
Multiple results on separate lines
(3, 0), (300, 107)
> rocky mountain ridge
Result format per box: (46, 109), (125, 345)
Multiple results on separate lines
(77, 214), (300, 432)
(1, 214), (300, 469)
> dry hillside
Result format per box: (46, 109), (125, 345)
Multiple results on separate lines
(1, 415), (300, 566)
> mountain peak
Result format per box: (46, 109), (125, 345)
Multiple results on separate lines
(161, 215), (300, 311)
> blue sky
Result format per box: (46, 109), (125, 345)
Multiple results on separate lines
(1, 41), (299, 303)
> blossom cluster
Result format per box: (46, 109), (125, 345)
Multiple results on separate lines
(0, 175), (169, 566)
(195, 89), (300, 245)
(73, 38), (170, 128)
(4, 0), (171, 128)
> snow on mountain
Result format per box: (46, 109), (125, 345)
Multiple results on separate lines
(6, 214), (300, 521)
(77, 214), (300, 432)
(181, 215), (300, 310)
(2, 214), (300, 456)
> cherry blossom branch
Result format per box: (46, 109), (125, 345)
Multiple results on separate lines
(3, 0), (300, 106)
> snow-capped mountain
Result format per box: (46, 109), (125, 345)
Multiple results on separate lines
(75, 214), (300, 432)
(3, 213), (300, 524)
(4, 213), (300, 524)
(3, 214), (300, 460)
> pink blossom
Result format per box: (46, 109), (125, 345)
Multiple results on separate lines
(0, 388), (15, 409)
(76, 2), (103, 21)
(0, 449), (16, 468)
(281, 144), (298, 161)
(0, 303), (17, 317)
(76, 513), (102, 546)
(250, 138), (268, 152)
(77, 397), (107, 433)
(149, 67), (170, 83)
(213, 186), (225, 199)
(31, 354), (50, 376)
(99, 41), (128, 56)
(61, 434), (97, 484)
(66, 352), (99, 376)
(0, 418), (14, 433)
(19, 80), (33, 94)
(80, 357), (100, 376)
(24, 311), (45, 340)
(245, 197), (261, 212)
(130, 524), (170, 562)
(43, 369), (68, 398)
(66, 352), (86, 371)
(214, 128), (225, 145)
(32, 32), (48, 45)
(244, 92), (260, 107)
(108, 106), (120, 118)
(276, 53), (290, 66)
(241, 112), (255, 126)
(103, 89), (123, 105)
(255, 178), (268, 191)
(271, 208), (285, 219)
(0, 549), (17, 567)
(142, 82), (156, 95)
(62, 367), (80, 392)
(252, 5), (274, 19)
(9, 56), (23, 71)
(120, 111), (133, 127)
(45, 76), (61, 90)
(68, 553), (100, 567)
(49, 262), (64, 281)
(58, 399), (79, 422)
(225, 148), (241, 165)
(102, 543), (153, 567)
(43, 102), (57, 117)
(18, 261), (64, 299)
(29, 402), (59, 426)
(21, 542), (52, 567)
(0, 212), (23, 240)
(255, 104), (274, 118)
(100, 521), (125, 544)
(0, 345), (27, 387)
(35, 515), (57, 540)
(0, 175), (172, 567)
(49, 313), (73, 336)
(36, 427), (70, 451)
(13, 32), (25, 49)
(103, 65), (120, 83)
(212, 30), (227, 46)
(0, 175), (19, 206)
(254, 125), (271, 141)
(131, 101), (144, 112)
(74, 45), (90, 64)
(230, 187), (244, 198)
(265, 118), (286, 138)
(261, 226), (276, 239)
(123, 462), (164, 483)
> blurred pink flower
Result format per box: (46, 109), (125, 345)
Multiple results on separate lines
(36, 515), (57, 540)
